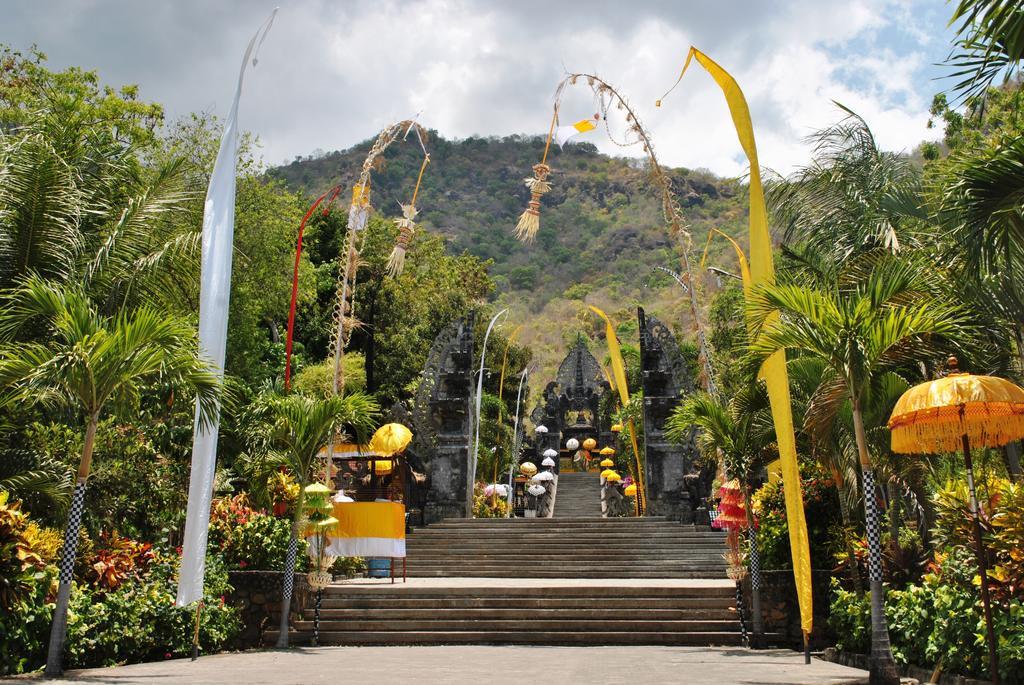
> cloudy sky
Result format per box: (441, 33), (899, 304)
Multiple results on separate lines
(3, 1), (957, 176)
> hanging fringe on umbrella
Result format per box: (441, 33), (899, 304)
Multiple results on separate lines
(514, 107), (559, 242)
(387, 153), (430, 276)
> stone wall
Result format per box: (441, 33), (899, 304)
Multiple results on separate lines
(227, 571), (308, 649)
(743, 569), (835, 649)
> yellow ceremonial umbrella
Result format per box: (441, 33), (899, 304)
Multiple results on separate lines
(600, 469), (621, 483)
(624, 483), (637, 497)
(610, 423), (623, 433)
(369, 423), (413, 456)
(582, 438), (597, 451)
(599, 446), (615, 456)
(888, 358), (1024, 685)
(599, 458), (615, 468)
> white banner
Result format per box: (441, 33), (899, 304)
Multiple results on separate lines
(176, 9), (277, 607)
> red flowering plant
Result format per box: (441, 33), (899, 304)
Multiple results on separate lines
(87, 532), (156, 591)
(206, 492), (300, 571)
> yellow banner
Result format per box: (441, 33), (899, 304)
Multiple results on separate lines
(676, 47), (814, 635)
(589, 305), (646, 512)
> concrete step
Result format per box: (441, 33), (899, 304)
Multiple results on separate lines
(317, 586), (734, 599)
(410, 532), (722, 537)
(264, 630), (744, 647)
(285, 510), (737, 647)
(302, 608), (736, 620)
(403, 569), (724, 573)
(404, 556), (727, 562)
(401, 557), (729, 565)
(292, 619), (740, 632)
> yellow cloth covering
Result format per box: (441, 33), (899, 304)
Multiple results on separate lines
(325, 502), (406, 558)
(889, 373), (1024, 453)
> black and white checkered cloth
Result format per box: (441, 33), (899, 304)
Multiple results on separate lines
(281, 536), (299, 600)
(748, 527), (762, 591)
(58, 481), (87, 584)
(862, 469), (883, 583)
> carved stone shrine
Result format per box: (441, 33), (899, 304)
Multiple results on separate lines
(638, 307), (711, 521)
(408, 313), (476, 522)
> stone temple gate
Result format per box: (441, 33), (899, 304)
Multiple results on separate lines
(405, 313), (476, 523)
(401, 310), (713, 523)
(530, 337), (613, 473)
(638, 307), (713, 522)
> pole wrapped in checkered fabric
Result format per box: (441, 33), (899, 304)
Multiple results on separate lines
(58, 481), (87, 584)
(281, 535), (299, 600)
(735, 580), (748, 647)
(862, 469), (884, 583)
(748, 526), (762, 591)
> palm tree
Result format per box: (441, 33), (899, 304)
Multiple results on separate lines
(945, 0), (1024, 103)
(0, 276), (220, 676)
(667, 384), (775, 646)
(936, 137), (1024, 365)
(746, 258), (971, 685)
(267, 392), (379, 648)
(0, 389), (72, 507)
(0, 111), (198, 313)
(766, 105), (927, 265)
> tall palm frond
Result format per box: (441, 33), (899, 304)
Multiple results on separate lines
(0, 276), (220, 424)
(0, 132), (83, 286)
(936, 136), (1024, 275)
(83, 156), (197, 312)
(946, 0), (1024, 103)
(766, 104), (924, 264)
(268, 392), (380, 487)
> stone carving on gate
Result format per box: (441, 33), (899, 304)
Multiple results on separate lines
(408, 312), (476, 522)
(638, 306), (712, 521)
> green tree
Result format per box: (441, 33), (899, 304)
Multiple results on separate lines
(945, 0), (1024, 103)
(767, 105), (927, 264)
(266, 392), (379, 647)
(746, 258), (970, 684)
(667, 383), (775, 642)
(302, 212), (495, 406)
(0, 277), (219, 676)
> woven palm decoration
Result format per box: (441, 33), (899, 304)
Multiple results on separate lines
(387, 152), (431, 275)
(514, 107), (559, 242)
(303, 483), (338, 588)
(715, 479), (748, 531)
(329, 120), (430, 397)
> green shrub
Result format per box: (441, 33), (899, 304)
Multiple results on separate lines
(828, 578), (870, 654)
(0, 492), (55, 675)
(753, 472), (840, 570)
(829, 547), (1024, 681)
(208, 493), (304, 570)
(223, 513), (302, 571)
(0, 565), (53, 675)
(64, 553), (240, 669)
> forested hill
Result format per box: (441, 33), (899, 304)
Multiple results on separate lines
(269, 133), (749, 373)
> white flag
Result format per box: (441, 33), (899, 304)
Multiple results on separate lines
(177, 9), (277, 607)
(553, 116), (599, 147)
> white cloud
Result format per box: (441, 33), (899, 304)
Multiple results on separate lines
(0, 0), (954, 177)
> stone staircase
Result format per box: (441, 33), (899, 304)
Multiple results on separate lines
(271, 583), (742, 647)
(403, 517), (728, 578)
(553, 471), (603, 516)
(273, 506), (737, 647)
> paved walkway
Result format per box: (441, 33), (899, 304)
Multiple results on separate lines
(43, 646), (868, 684)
